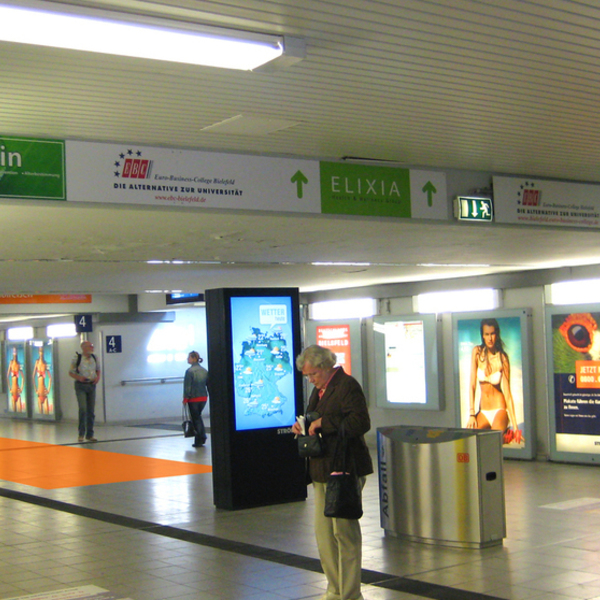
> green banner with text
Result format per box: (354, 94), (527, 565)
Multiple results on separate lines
(0, 136), (66, 200)
(320, 161), (411, 217)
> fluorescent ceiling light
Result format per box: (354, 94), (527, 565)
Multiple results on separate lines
(0, 0), (299, 71)
(309, 298), (376, 320)
(415, 288), (501, 314)
(7, 326), (34, 341)
(47, 323), (77, 338)
(547, 279), (600, 305)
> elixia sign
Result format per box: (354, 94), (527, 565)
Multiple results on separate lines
(0, 136), (66, 200)
(320, 161), (411, 218)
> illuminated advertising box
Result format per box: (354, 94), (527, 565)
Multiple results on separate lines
(547, 305), (600, 463)
(372, 314), (441, 411)
(453, 309), (535, 459)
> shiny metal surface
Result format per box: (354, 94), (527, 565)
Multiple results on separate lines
(378, 426), (505, 548)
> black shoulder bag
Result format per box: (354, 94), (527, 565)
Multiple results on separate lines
(297, 411), (325, 458)
(324, 430), (363, 519)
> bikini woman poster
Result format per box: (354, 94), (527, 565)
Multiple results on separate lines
(6, 341), (27, 415)
(454, 309), (533, 458)
(31, 340), (55, 417)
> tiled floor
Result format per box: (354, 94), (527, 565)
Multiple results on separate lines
(1, 421), (600, 600)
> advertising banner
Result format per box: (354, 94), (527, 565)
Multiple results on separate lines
(453, 309), (534, 458)
(549, 309), (600, 456)
(0, 135), (65, 200)
(0, 294), (91, 305)
(372, 314), (441, 411)
(65, 140), (321, 213)
(6, 342), (27, 415)
(30, 340), (55, 417)
(320, 161), (447, 220)
(316, 324), (352, 374)
(494, 175), (600, 228)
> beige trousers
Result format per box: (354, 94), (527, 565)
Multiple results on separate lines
(313, 480), (365, 600)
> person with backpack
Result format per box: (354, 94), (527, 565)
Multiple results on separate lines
(69, 340), (101, 443)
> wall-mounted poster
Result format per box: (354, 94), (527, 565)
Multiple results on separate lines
(547, 305), (600, 463)
(30, 340), (55, 417)
(454, 309), (535, 459)
(304, 319), (364, 388)
(5, 342), (27, 416)
(372, 314), (441, 411)
(316, 324), (352, 374)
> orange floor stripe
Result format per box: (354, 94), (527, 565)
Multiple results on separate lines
(0, 437), (212, 489)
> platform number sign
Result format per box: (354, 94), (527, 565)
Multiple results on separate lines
(106, 335), (122, 354)
(74, 314), (93, 333)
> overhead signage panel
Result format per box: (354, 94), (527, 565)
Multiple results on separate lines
(494, 175), (600, 228)
(0, 136), (66, 200)
(2, 134), (449, 221)
(65, 140), (321, 214)
(319, 161), (447, 220)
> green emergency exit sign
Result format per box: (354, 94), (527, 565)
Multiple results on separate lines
(454, 196), (493, 222)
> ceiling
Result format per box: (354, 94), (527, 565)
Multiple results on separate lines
(3, 0), (600, 300)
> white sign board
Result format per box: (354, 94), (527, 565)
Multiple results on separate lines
(494, 175), (600, 228)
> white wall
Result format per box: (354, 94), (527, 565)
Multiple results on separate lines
(54, 307), (208, 425)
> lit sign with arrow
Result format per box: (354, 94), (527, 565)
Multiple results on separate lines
(454, 196), (494, 222)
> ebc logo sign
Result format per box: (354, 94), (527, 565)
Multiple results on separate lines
(114, 149), (153, 180)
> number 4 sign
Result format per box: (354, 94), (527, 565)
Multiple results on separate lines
(74, 314), (93, 332)
(106, 335), (122, 354)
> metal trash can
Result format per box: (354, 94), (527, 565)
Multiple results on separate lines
(377, 426), (505, 548)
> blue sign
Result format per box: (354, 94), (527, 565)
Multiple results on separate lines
(74, 314), (93, 332)
(106, 335), (122, 354)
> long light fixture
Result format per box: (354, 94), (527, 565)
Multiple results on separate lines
(415, 288), (501, 314)
(0, 0), (303, 71)
(309, 298), (377, 320)
(547, 279), (600, 305)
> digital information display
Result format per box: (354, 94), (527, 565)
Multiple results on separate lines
(230, 295), (297, 431)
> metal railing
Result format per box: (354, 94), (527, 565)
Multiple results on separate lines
(120, 376), (184, 386)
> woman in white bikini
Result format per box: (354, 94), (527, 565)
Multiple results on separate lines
(467, 318), (522, 442)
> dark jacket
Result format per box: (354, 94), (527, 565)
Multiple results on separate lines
(306, 367), (373, 483)
(184, 364), (209, 400)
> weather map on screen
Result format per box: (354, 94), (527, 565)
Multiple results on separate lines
(230, 296), (296, 431)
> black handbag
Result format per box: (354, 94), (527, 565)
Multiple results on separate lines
(324, 435), (363, 519)
(297, 411), (325, 458)
(182, 403), (195, 438)
(298, 432), (324, 457)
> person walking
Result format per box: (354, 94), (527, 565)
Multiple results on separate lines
(69, 341), (101, 443)
(183, 351), (209, 448)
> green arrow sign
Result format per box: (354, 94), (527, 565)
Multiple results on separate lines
(291, 170), (308, 198)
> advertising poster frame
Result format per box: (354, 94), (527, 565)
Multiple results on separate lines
(546, 303), (600, 464)
(371, 313), (442, 411)
(304, 319), (363, 386)
(29, 339), (59, 420)
(5, 341), (28, 418)
(453, 308), (535, 459)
